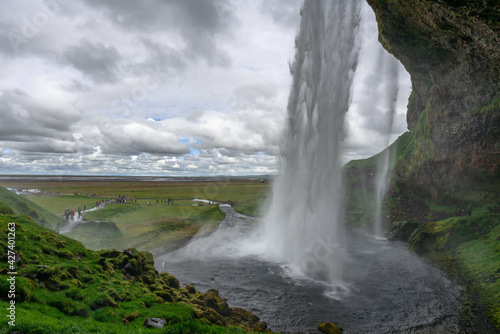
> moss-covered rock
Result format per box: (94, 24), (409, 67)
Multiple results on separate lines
(0, 210), (269, 333)
(409, 214), (500, 329)
(318, 322), (343, 334)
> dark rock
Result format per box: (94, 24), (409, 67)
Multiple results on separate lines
(185, 284), (197, 294)
(230, 307), (260, 324)
(366, 0), (500, 205)
(143, 317), (166, 328)
(164, 274), (180, 288)
(123, 249), (135, 258)
(100, 249), (121, 258)
(389, 221), (421, 242)
(256, 321), (268, 331)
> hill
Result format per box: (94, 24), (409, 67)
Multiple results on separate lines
(0, 201), (269, 333)
(0, 187), (62, 229)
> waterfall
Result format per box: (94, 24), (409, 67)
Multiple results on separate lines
(263, 0), (409, 291)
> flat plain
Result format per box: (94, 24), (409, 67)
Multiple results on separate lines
(0, 177), (272, 253)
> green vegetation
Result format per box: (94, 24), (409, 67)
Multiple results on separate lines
(0, 205), (269, 333)
(233, 198), (270, 217)
(409, 214), (500, 327)
(68, 201), (226, 252)
(0, 180), (271, 254)
(343, 132), (412, 227)
(0, 187), (62, 229)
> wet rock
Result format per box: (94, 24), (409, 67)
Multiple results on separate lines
(143, 317), (166, 328)
(389, 221), (420, 242)
(256, 321), (268, 331)
(185, 284), (197, 294)
(123, 249), (135, 258)
(100, 249), (121, 258)
(122, 259), (140, 276)
(230, 307), (260, 324)
(318, 322), (343, 334)
(164, 274), (180, 288)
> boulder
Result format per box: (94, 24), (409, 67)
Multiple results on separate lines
(143, 317), (166, 328)
(318, 322), (343, 334)
(185, 284), (197, 294)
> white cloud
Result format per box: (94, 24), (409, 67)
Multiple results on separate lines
(0, 0), (411, 176)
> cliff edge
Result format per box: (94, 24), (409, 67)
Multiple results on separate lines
(366, 0), (499, 205)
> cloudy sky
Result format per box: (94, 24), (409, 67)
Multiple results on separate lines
(0, 0), (410, 176)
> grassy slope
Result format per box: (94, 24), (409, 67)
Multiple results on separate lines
(342, 132), (412, 227)
(0, 187), (62, 229)
(409, 214), (500, 328)
(0, 211), (269, 334)
(232, 198), (270, 217)
(0, 180), (270, 252)
(71, 202), (226, 253)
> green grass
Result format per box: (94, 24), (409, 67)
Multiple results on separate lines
(0, 209), (268, 333)
(409, 214), (500, 328)
(0, 180), (272, 205)
(0, 180), (270, 253)
(25, 194), (107, 216)
(232, 198), (270, 217)
(342, 132), (412, 227)
(0, 187), (63, 229)
(66, 201), (226, 252)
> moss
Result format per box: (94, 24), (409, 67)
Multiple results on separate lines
(0, 188), (266, 333)
(0, 201), (14, 214)
(409, 214), (500, 328)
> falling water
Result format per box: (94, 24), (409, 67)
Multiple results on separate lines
(263, 0), (409, 290)
(351, 16), (402, 237)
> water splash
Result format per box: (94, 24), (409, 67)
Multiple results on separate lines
(263, 0), (410, 289)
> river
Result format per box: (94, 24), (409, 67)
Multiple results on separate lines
(155, 205), (464, 334)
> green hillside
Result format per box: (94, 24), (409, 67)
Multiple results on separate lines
(0, 187), (62, 229)
(0, 203), (269, 333)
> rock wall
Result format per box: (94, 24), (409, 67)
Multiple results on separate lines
(366, 0), (500, 204)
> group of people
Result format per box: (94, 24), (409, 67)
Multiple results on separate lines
(148, 198), (175, 206)
(62, 206), (84, 221)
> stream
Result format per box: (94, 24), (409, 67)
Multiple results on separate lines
(156, 205), (464, 334)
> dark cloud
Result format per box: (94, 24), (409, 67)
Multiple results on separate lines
(0, 89), (79, 140)
(81, 0), (235, 66)
(61, 39), (122, 83)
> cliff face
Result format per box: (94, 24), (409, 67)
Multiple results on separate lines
(366, 0), (500, 204)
